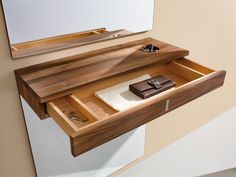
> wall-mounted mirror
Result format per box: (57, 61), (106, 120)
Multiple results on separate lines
(1, 0), (154, 58)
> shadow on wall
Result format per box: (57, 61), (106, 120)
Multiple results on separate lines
(199, 168), (236, 177)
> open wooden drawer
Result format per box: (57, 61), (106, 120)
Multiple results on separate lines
(15, 38), (226, 157)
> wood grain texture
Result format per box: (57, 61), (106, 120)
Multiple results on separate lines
(15, 38), (189, 105)
(169, 70), (226, 110)
(176, 58), (214, 74)
(11, 29), (133, 59)
(14, 37), (226, 157)
(15, 74), (48, 119)
(49, 97), (97, 129)
(68, 95), (98, 122)
(47, 102), (79, 134)
(70, 70), (226, 156)
(12, 28), (108, 50)
(167, 61), (205, 81)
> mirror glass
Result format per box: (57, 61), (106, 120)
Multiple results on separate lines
(1, 0), (154, 58)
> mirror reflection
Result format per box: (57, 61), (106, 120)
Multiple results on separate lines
(1, 0), (154, 58)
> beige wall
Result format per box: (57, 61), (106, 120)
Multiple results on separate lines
(0, 0), (235, 177)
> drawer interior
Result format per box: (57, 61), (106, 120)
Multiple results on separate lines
(47, 58), (215, 135)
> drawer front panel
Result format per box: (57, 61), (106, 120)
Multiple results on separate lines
(70, 100), (167, 156)
(169, 71), (226, 111)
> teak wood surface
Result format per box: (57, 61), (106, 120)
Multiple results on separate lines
(15, 38), (226, 156)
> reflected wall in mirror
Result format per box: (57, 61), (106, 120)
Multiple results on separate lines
(1, 0), (154, 58)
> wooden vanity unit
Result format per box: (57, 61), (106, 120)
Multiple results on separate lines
(15, 38), (226, 157)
